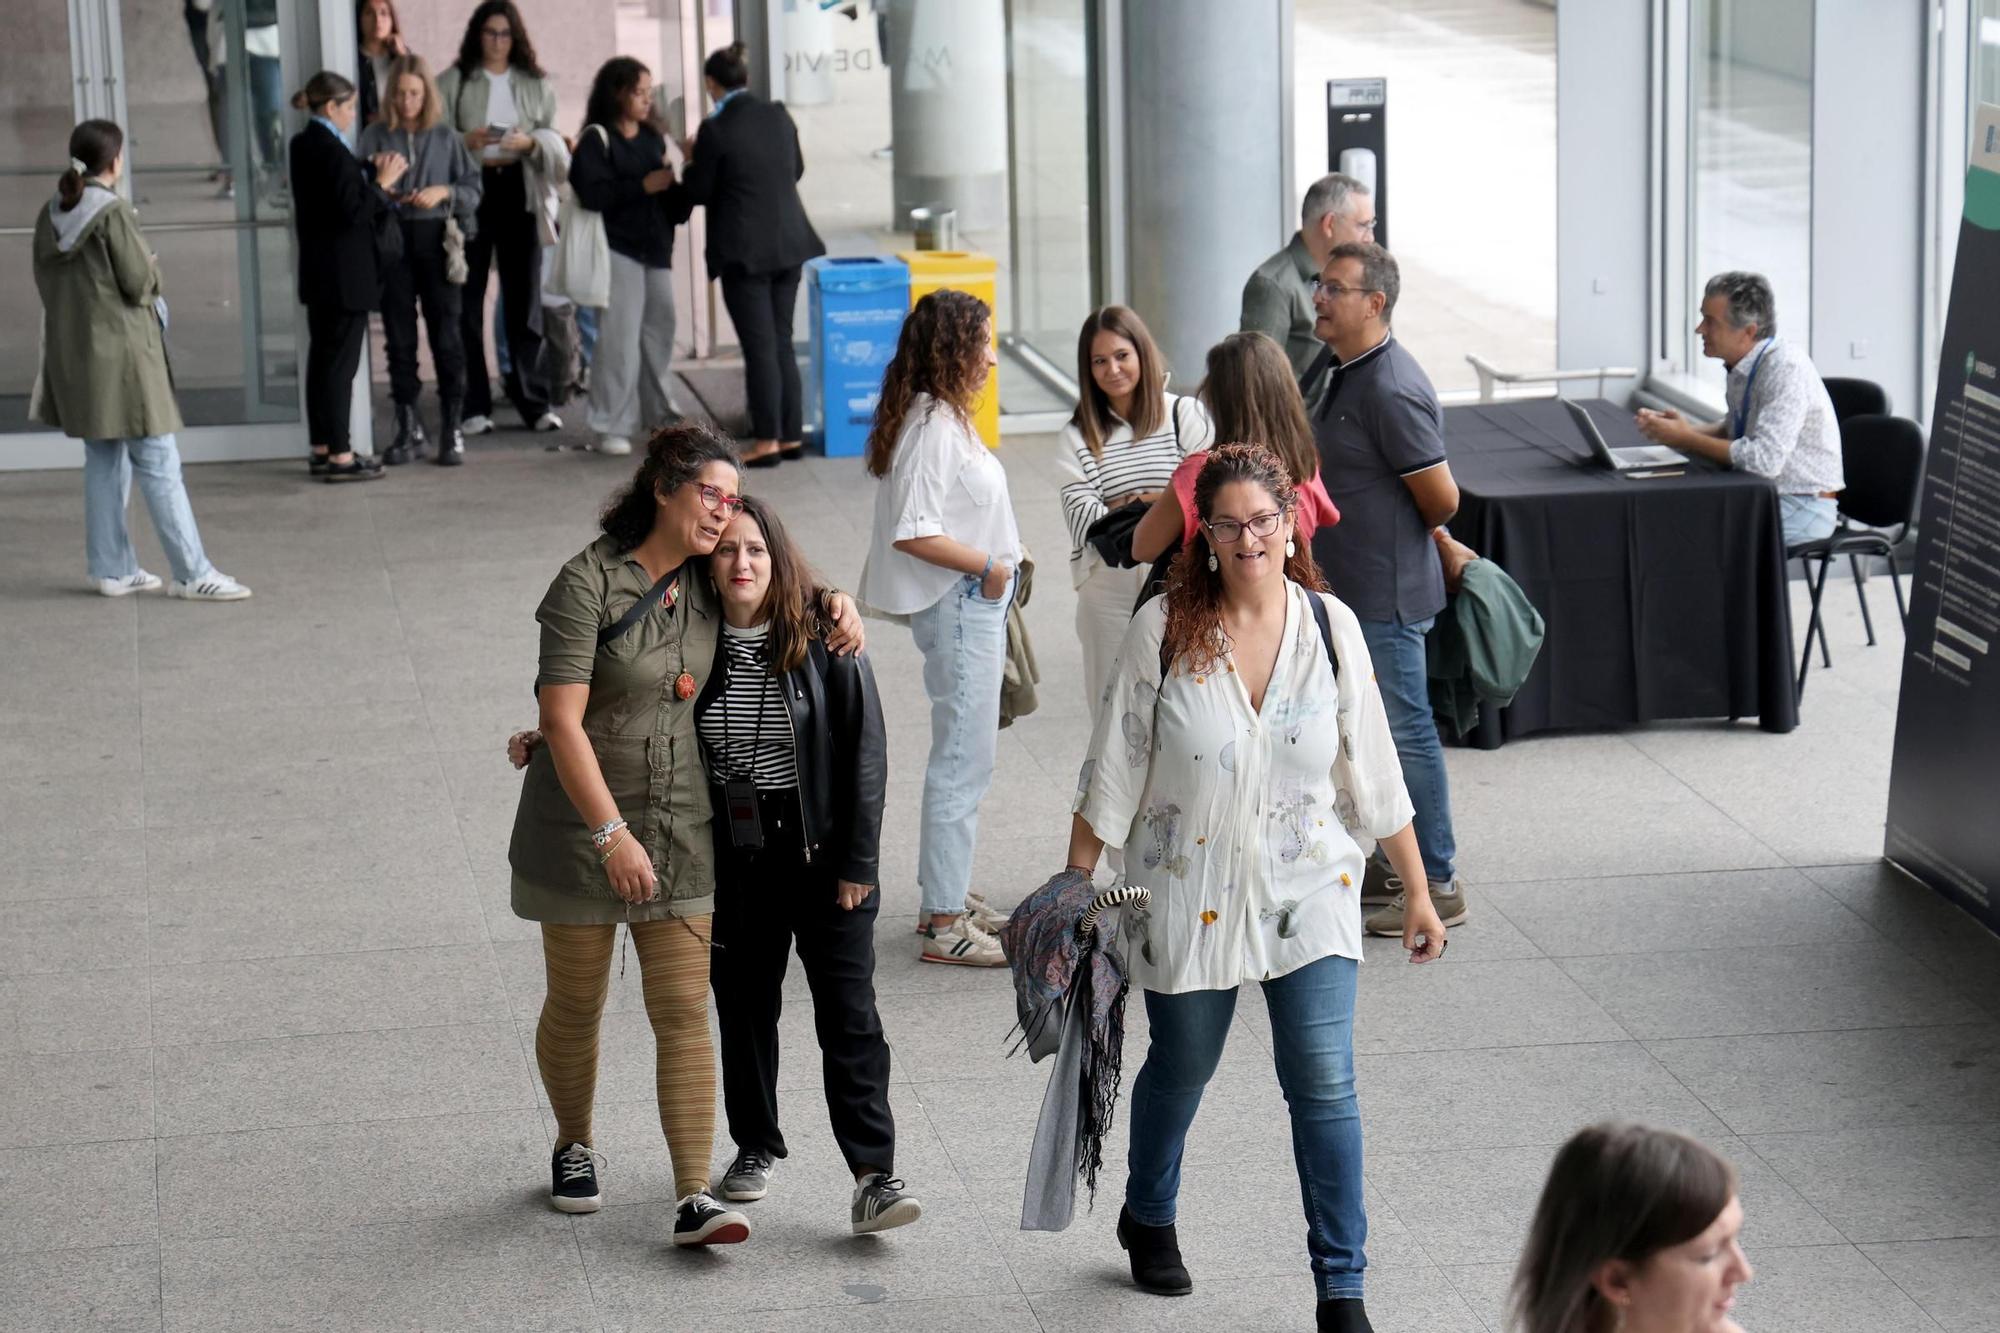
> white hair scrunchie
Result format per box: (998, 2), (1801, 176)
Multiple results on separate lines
(69, 157), (88, 175)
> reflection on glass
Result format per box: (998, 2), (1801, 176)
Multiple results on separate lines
(1006, 0), (1092, 398)
(1977, 3), (2000, 123)
(1688, 0), (1812, 391)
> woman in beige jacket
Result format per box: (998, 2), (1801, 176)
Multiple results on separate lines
(31, 119), (249, 602)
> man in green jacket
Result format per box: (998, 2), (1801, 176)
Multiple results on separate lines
(1240, 172), (1376, 408)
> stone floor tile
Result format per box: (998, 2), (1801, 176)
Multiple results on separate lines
(142, 753), (447, 829)
(1485, 866), (1871, 957)
(150, 945), (510, 1045)
(0, 827), (147, 905)
(143, 809), (472, 892)
(157, 1109), (546, 1239)
(619, 1296), (1041, 1333)
(0, 896), (149, 978)
(1353, 958), (1629, 1054)
(1728, 1244), (1941, 1333)
(1741, 1123), (2000, 1243)
(1025, 1268), (1484, 1332)
(0, 967), (151, 1053)
(1805, 861), (2000, 1017)
(0, 1243), (160, 1333)
(148, 873), (486, 967)
(159, 1212), (595, 1332)
(154, 1021), (535, 1136)
(1438, 1262), (1514, 1332)
(0, 1140), (157, 1254)
(1646, 1023), (2000, 1135)
(1859, 1238), (2000, 1332)
(0, 1047), (153, 1149)
(1557, 940), (1982, 1040)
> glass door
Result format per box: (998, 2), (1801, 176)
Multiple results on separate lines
(1, 0), (303, 460)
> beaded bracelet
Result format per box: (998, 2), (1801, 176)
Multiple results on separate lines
(590, 818), (628, 850)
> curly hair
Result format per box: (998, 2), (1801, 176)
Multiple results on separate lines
(455, 0), (543, 78)
(1160, 443), (1327, 676)
(864, 289), (992, 478)
(583, 57), (650, 135)
(600, 423), (741, 552)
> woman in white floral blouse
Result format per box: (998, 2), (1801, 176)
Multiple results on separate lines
(1063, 443), (1445, 1333)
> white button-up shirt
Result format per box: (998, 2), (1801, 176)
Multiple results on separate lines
(1726, 337), (1845, 496)
(859, 393), (1023, 617)
(1074, 583), (1415, 995)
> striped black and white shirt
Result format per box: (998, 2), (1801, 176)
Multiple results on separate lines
(695, 623), (800, 790)
(1054, 391), (1214, 586)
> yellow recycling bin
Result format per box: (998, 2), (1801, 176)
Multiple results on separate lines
(897, 250), (1000, 447)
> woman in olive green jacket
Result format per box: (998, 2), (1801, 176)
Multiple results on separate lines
(31, 119), (249, 602)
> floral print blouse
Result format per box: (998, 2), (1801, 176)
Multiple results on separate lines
(1073, 583), (1415, 994)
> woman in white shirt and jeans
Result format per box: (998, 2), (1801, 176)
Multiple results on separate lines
(859, 289), (1020, 968)
(1066, 444), (1445, 1333)
(1055, 305), (1212, 723)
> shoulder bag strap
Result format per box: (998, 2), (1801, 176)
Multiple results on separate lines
(1159, 590), (1339, 683)
(597, 563), (683, 647)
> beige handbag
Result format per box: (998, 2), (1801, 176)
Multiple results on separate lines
(443, 216), (468, 285)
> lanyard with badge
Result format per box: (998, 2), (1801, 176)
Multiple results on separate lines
(1733, 340), (1772, 439)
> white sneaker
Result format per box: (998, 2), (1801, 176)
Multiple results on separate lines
(460, 414), (494, 436)
(532, 412), (563, 433)
(94, 570), (161, 597)
(921, 915), (1007, 967)
(595, 435), (632, 456)
(914, 890), (1011, 936)
(167, 572), (252, 602)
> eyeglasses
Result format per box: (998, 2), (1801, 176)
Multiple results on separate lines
(694, 483), (745, 517)
(1311, 279), (1380, 301)
(1347, 217), (1378, 235)
(1202, 510), (1286, 545)
(480, 25), (512, 38)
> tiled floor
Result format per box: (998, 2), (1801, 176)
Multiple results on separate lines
(2, 425), (1995, 1333)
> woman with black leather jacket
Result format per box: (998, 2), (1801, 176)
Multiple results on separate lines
(690, 495), (920, 1237)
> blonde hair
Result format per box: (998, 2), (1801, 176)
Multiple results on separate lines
(380, 54), (443, 133)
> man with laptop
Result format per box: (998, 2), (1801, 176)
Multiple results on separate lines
(1309, 240), (1469, 938)
(1633, 271), (1845, 546)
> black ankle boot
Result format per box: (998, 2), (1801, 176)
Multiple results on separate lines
(436, 398), (465, 467)
(1116, 1205), (1192, 1296)
(385, 402), (423, 465)
(1316, 1297), (1374, 1332)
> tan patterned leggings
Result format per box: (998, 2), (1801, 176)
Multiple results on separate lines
(538, 918), (715, 1197)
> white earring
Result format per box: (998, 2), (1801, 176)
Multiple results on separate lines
(1285, 538), (1296, 558)
(1207, 552), (1219, 572)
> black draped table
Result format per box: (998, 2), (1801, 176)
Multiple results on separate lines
(1440, 398), (1798, 746)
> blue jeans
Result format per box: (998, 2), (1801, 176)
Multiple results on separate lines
(1780, 494), (1837, 547)
(907, 573), (1011, 916)
(1357, 615), (1456, 883)
(1126, 955), (1366, 1301)
(83, 436), (214, 584)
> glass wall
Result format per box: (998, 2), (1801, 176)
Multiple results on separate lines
(1681, 0), (1813, 394)
(1292, 0), (1557, 396)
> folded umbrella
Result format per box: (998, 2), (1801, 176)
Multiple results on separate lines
(1001, 870), (1150, 1232)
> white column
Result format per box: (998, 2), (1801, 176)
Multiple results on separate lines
(887, 0), (1007, 232)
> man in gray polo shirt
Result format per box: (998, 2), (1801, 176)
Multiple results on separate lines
(1309, 241), (1468, 935)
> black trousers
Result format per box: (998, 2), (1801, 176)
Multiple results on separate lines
(719, 266), (803, 442)
(461, 164), (548, 422)
(710, 786), (896, 1176)
(304, 302), (367, 450)
(382, 218), (466, 407)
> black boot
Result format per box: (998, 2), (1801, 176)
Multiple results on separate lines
(384, 402), (423, 465)
(1316, 1297), (1374, 1332)
(1116, 1205), (1192, 1296)
(436, 397), (465, 467)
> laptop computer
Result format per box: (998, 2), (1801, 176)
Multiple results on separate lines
(1561, 399), (1686, 471)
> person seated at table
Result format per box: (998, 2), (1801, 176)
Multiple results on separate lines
(1634, 271), (1844, 547)
(1308, 240), (1468, 940)
(1242, 174), (1375, 411)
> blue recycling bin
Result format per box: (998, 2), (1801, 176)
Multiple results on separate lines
(807, 256), (910, 457)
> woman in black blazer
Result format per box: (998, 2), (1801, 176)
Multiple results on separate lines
(667, 43), (825, 469)
(288, 70), (408, 482)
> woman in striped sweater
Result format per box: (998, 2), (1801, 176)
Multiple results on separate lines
(1055, 306), (1213, 722)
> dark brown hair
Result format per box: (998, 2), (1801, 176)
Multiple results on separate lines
(1200, 332), (1319, 486)
(56, 120), (123, 212)
(1511, 1123), (1738, 1333)
(1070, 305), (1167, 459)
(600, 423), (741, 552)
(356, 0), (403, 48)
(864, 288), (991, 478)
(584, 57), (650, 134)
(704, 41), (750, 91)
(455, 0), (544, 78)
(712, 495), (826, 674)
(1160, 444), (1326, 675)
(291, 70), (357, 113)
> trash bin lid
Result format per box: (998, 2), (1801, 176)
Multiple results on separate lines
(808, 255), (911, 292)
(897, 250), (996, 277)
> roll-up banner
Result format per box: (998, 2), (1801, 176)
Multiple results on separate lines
(1883, 103), (2000, 933)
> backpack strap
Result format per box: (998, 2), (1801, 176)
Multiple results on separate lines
(1157, 590), (1340, 682)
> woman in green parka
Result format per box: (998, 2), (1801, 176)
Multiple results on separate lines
(31, 119), (250, 601)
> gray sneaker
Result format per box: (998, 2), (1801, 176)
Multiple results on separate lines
(1359, 855), (1400, 906)
(851, 1173), (922, 1235)
(720, 1148), (775, 1202)
(1364, 879), (1469, 937)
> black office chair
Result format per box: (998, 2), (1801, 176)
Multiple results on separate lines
(1822, 376), (1891, 422)
(1788, 413), (1924, 702)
